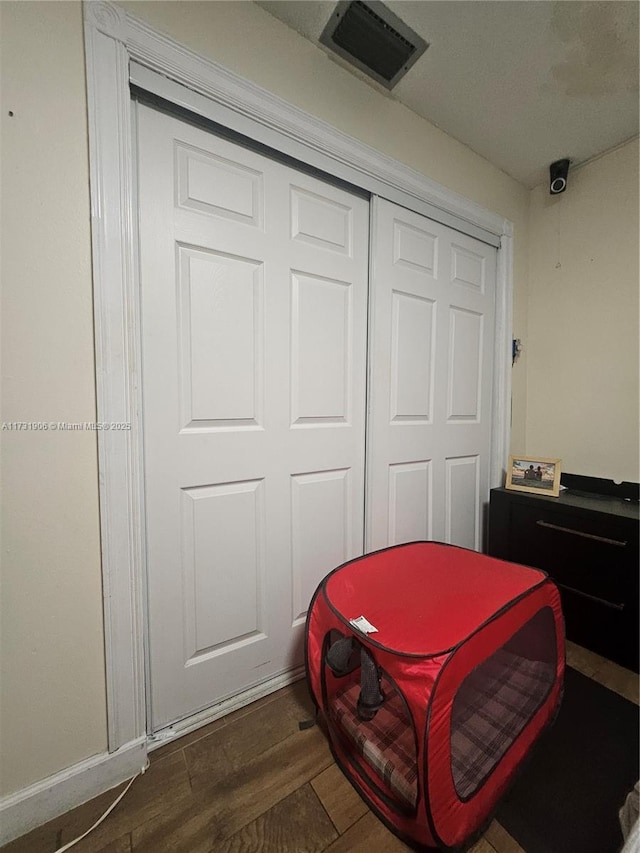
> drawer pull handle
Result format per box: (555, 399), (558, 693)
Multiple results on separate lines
(555, 581), (625, 612)
(536, 520), (627, 547)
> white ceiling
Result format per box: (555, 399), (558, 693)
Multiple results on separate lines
(256, 1), (639, 188)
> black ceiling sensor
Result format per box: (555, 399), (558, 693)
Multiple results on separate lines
(320, 1), (429, 90)
(549, 159), (570, 195)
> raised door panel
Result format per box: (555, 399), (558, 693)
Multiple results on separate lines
(445, 455), (480, 550)
(393, 220), (438, 276)
(291, 272), (351, 425)
(181, 480), (266, 659)
(291, 186), (352, 255)
(179, 247), (264, 430)
(176, 142), (264, 226)
(291, 469), (351, 625)
(447, 307), (483, 423)
(450, 242), (485, 292)
(390, 292), (435, 424)
(388, 460), (432, 544)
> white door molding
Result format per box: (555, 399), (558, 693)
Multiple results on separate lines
(84, 1), (146, 752)
(83, 0), (513, 752)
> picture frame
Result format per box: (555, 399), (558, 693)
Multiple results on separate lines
(506, 455), (562, 497)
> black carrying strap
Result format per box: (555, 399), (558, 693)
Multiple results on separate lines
(326, 636), (384, 721)
(357, 644), (384, 721)
(298, 708), (318, 730)
(326, 636), (356, 676)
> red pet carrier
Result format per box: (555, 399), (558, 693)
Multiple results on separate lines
(305, 542), (564, 851)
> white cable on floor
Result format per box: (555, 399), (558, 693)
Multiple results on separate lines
(53, 764), (147, 853)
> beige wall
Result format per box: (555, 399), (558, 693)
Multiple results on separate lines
(0, 0), (531, 798)
(526, 139), (639, 481)
(0, 2), (108, 797)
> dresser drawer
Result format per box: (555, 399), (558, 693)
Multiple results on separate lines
(560, 584), (639, 672)
(488, 485), (639, 672)
(506, 504), (636, 608)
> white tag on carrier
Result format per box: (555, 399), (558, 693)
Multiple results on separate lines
(349, 615), (379, 634)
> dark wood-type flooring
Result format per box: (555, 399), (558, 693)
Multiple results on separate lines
(3, 641), (638, 853)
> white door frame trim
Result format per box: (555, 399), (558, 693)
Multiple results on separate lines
(83, 0), (513, 752)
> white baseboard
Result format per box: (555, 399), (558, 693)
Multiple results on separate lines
(0, 737), (147, 846)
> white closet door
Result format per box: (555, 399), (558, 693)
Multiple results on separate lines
(366, 198), (497, 552)
(137, 104), (369, 731)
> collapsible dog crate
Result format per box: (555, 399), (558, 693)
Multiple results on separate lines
(305, 542), (564, 851)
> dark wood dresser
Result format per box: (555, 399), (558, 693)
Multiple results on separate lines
(488, 475), (639, 672)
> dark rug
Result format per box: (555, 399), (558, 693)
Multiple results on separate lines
(496, 666), (639, 853)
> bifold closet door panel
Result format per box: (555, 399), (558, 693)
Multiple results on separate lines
(366, 198), (497, 552)
(137, 103), (369, 730)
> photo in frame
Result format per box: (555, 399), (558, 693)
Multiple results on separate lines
(506, 455), (562, 497)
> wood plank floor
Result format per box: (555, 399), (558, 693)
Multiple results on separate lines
(3, 641), (638, 853)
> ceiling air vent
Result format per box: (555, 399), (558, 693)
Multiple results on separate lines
(320, 0), (428, 90)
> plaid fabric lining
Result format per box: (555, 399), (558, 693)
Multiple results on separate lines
(330, 680), (418, 809)
(330, 650), (554, 809)
(450, 649), (555, 799)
